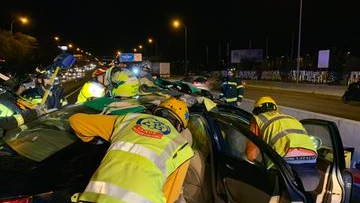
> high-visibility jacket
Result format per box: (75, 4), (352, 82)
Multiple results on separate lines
(220, 76), (243, 103)
(0, 103), (24, 126)
(76, 81), (106, 103)
(0, 102), (40, 131)
(79, 113), (194, 203)
(139, 75), (163, 95)
(254, 111), (317, 164)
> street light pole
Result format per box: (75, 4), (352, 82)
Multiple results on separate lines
(148, 38), (159, 57)
(155, 41), (158, 57)
(10, 20), (15, 34)
(10, 17), (28, 34)
(172, 19), (188, 75)
(184, 25), (188, 75)
(296, 0), (303, 83)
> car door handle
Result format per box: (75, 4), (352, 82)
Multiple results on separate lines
(226, 164), (235, 170)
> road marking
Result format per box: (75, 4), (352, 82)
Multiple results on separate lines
(65, 86), (83, 99)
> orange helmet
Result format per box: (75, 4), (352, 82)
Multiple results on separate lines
(92, 67), (108, 78)
(154, 97), (189, 130)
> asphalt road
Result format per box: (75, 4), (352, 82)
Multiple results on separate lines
(244, 86), (360, 121)
(62, 72), (92, 104)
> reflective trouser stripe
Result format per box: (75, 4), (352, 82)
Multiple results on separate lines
(269, 129), (309, 146)
(224, 82), (237, 86)
(84, 181), (151, 203)
(111, 141), (168, 176)
(257, 114), (293, 132)
(238, 95), (243, 98)
(225, 97), (237, 102)
(237, 85), (243, 88)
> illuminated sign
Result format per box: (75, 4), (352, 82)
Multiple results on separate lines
(317, 50), (330, 68)
(134, 53), (142, 62)
(120, 53), (134, 62)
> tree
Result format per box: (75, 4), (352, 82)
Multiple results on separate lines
(0, 30), (39, 77)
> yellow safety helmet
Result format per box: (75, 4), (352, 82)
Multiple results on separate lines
(77, 81), (105, 103)
(109, 68), (139, 97)
(154, 97), (189, 129)
(253, 96), (278, 115)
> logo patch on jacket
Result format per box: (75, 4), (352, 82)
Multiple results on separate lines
(133, 117), (171, 139)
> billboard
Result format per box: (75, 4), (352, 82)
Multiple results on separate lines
(231, 49), (263, 63)
(134, 53), (142, 62)
(317, 50), (330, 68)
(119, 53), (142, 62)
(119, 53), (134, 62)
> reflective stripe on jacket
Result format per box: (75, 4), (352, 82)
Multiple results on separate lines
(80, 113), (194, 203)
(0, 103), (24, 126)
(0, 103), (14, 117)
(220, 77), (244, 103)
(254, 111), (317, 160)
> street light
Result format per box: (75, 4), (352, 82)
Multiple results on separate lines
(172, 19), (188, 75)
(54, 36), (60, 41)
(76, 48), (80, 51)
(68, 44), (73, 48)
(138, 44), (147, 57)
(296, 0), (303, 83)
(10, 17), (28, 34)
(117, 51), (121, 55)
(133, 48), (137, 52)
(148, 38), (158, 57)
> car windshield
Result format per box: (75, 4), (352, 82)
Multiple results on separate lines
(2, 105), (100, 162)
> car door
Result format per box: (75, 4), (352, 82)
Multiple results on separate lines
(207, 112), (307, 203)
(301, 119), (352, 203)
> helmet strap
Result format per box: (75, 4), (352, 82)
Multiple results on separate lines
(253, 103), (277, 115)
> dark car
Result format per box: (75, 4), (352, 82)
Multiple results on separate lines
(0, 95), (353, 203)
(181, 76), (210, 91)
(342, 81), (360, 103)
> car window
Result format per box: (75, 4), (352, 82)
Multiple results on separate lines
(216, 119), (266, 168)
(302, 124), (334, 162)
(187, 114), (210, 156)
(2, 105), (100, 162)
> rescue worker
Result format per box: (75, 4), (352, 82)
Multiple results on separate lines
(138, 65), (163, 95)
(69, 97), (194, 203)
(219, 68), (244, 107)
(92, 67), (109, 86)
(20, 70), (66, 109)
(76, 67), (108, 103)
(245, 96), (319, 191)
(105, 66), (139, 98)
(0, 85), (45, 134)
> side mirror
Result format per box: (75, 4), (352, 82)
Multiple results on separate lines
(310, 136), (322, 150)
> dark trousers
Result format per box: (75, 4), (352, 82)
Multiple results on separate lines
(226, 101), (237, 107)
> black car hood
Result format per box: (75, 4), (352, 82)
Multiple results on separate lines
(0, 144), (37, 176)
(0, 145), (38, 197)
(0, 141), (108, 198)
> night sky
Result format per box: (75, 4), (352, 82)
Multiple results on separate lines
(1, 1), (359, 61)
